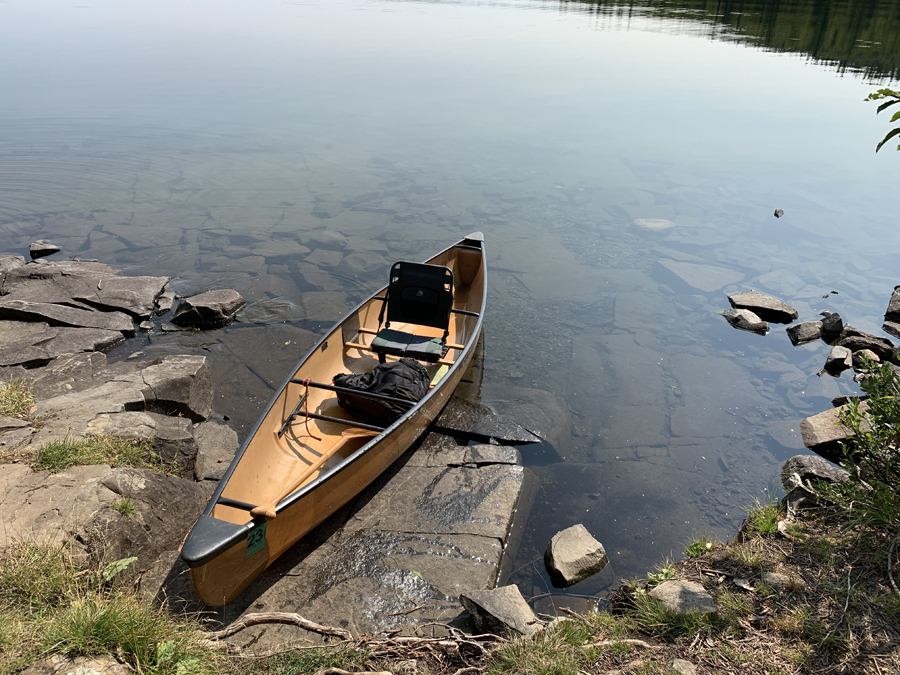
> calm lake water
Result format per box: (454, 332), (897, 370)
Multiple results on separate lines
(2, 0), (899, 609)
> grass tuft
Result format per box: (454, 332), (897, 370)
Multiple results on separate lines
(33, 435), (165, 474)
(243, 647), (371, 675)
(0, 378), (34, 419)
(110, 497), (136, 518)
(741, 494), (782, 538)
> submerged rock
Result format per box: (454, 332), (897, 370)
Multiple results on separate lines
(29, 240), (61, 259)
(459, 584), (539, 636)
(787, 321), (823, 346)
(727, 291), (798, 324)
(544, 523), (608, 588)
(171, 289), (245, 328)
(721, 308), (768, 335)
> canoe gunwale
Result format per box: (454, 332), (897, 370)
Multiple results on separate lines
(181, 234), (486, 569)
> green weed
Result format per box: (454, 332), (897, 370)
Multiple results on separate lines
(33, 436), (162, 474)
(742, 494), (782, 538)
(111, 497), (136, 518)
(685, 535), (718, 558)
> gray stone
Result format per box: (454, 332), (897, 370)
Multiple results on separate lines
(824, 346), (852, 374)
(885, 285), (900, 323)
(194, 420), (240, 481)
(2, 261), (167, 319)
(0, 321), (124, 368)
(787, 321), (823, 346)
(649, 580), (716, 615)
(0, 299), (135, 336)
(311, 201), (345, 219)
(800, 403), (868, 455)
(836, 325), (895, 362)
(669, 659), (697, 675)
(820, 311), (844, 335)
(781, 455), (849, 491)
(459, 585), (539, 636)
(140, 355), (212, 421)
(0, 415), (29, 431)
(139, 321), (153, 332)
(883, 321), (900, 340)
(171, 289), (245, 328)
(544, 524), (608, 588)
(26, 352), (108, 399)
(727, 291), (798, 324)
(29, 240), (61, 259)
(721, 308), (768, 335)
(155, 289), (176, 316)
(252, 240), (311, 260)
(336, 251), (389, 278)
(21, 655), (132, 675)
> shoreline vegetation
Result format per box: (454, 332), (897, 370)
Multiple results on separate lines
(4, 367), (900, 675)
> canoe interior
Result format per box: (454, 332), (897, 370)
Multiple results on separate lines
(210, 241), (485, 530)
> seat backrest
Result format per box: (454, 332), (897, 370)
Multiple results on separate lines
(385, 261), (454, 331)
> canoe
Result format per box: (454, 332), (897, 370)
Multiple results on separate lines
(181, 232), (487, 606)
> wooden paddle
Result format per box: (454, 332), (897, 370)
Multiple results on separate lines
(250, 428), (379, 520)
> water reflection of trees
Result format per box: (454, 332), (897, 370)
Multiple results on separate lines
(560, 0), (900, 82)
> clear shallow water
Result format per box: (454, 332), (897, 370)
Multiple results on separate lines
(1, 0), (899, 608)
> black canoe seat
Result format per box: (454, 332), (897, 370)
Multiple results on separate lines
(371, 261), (454, 364)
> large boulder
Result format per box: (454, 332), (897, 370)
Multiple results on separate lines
(171, 289), (245, 328)
(799, 402), (868, 459)
(721, 308), (768, 335)
(649, 580), (716, 615)
(885, 286), (900, 324)
(544, 524), (608, 588)
(459, 585), (539, 636)
(140, 355), (212, 421)
(727, 291), (798, 324)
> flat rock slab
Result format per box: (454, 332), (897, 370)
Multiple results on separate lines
(800, 403), (868, 457)
(146, 433), (524, 647)
(459, 584), (539, 636)
(22, 655), (132, 675)
(649, 580), (717, 615)
(172, 289), (245, 328)
(660, 261), (743, 293)
(0, 299), (135, 336)
(434, 398), (541, 445)
(727, 291), (798, 324)
(0, 321), (125, 368)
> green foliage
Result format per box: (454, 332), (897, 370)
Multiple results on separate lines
(628, 592), (727, 641)
(101, 557), (138, 582)
(110, 497), (136, 518)
(742, 494), (782, 538)
(33, 436), (163, 474)
(244, 647), (371, 675)
(0, 378), (35, 419)
(685, 535), (717, 558)
(0, 540), (216, 675)
(645, 561), (676, 587)
(486, 626), (581, 675)
(866, 88), (900, 152)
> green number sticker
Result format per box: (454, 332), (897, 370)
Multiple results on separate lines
(246, 522), (267, 558)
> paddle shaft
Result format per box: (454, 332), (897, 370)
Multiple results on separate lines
(250, 429), (377, 520)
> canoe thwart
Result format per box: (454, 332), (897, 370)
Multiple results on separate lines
(450, 308), (479, 317)
(216, 497), (259, 511)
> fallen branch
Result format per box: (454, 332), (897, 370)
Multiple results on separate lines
(206, 612), (353, 641)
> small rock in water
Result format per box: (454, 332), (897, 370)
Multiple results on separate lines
(29, 240), (61, 259)
(820, 311), (843, 336)
(727, 291), (798, 324)
(824, 345), (852, 374)
(171, 289), (245, 328)
(544, 523), (609, 588)
(787, 321), (823, 346)
(139, 321), (153, 333)
(721, 308), (769, 335)
(774, 209), (784, 218)
(155, 289), (176, 316)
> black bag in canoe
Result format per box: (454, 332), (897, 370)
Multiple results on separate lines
(333, 358), (430, 423)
